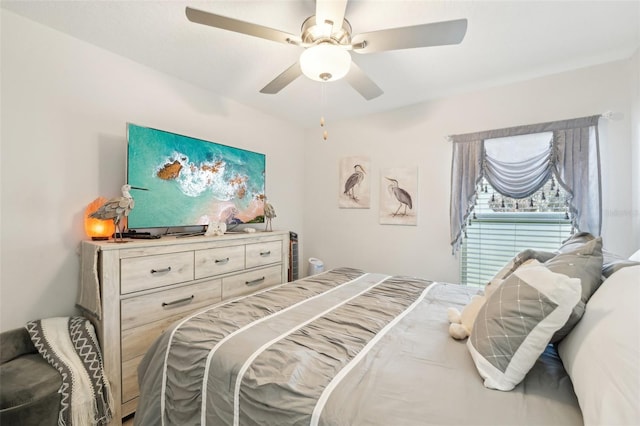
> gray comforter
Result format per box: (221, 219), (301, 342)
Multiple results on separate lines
(135, 267), (582, 425)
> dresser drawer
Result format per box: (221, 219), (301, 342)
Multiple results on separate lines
(122, 355), (143, 404)
(120, 309), (202, 405)
(246, 241), (282, 269)
(121, 251), (194, 294)
(121, 313), (187, 362)
(121, 278), (222, 330)
(222, 265), (282, 299)
(195, 245), (245, 279)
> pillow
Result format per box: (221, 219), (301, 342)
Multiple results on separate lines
(467, 261), (581, 391)
(487, 249), (556, 287)
(602, 249), (640, 278)
(558, 265), (640, 426)
(556, 231), (596, 254)
(629, 249), (640, 261)
(545, 236), (604, 342)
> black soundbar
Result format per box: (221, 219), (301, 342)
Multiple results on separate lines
(113, 231), (160, 239)
(129, 234), (161, 239)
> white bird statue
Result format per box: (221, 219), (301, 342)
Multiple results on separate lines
(89, 184), (147, 241)
(263, 196), (276, 232)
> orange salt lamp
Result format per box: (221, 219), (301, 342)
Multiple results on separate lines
(84, 197), (115, 240)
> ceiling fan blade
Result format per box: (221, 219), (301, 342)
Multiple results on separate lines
(186, 7), (301, 45)
(260, 62), (303, 94)
(345, 61), (383, 100)
(315, 0), (348, 33)
(351, 19), (468, 54)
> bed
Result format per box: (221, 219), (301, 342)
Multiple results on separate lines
(134, 235), (640, 426)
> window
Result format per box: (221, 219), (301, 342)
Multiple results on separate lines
(449, 115), (602, 260)
(460, 177), (572, 286)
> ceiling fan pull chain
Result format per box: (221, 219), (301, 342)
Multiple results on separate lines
(321, 83), (328, 141)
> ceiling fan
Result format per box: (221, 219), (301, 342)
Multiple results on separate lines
(185, 1), (467, 100)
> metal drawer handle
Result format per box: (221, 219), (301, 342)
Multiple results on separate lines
(161, 295), (194, 307)
(259, 251), (271, 257)
(215, 257), (230, 264)
(245, 276), (265, 286)
(151, 266), (172, 274)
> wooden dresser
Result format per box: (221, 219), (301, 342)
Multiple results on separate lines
(79, 230), (289, 424)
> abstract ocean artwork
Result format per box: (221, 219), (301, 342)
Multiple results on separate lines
(339, 156), (371, 209)
(127, 123), (265, 229)
(380, 167), (418, 225)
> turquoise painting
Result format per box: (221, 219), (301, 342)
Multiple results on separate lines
(126, 123), (265, 229)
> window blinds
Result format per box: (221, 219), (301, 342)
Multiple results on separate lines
(460, 214), (572, 286)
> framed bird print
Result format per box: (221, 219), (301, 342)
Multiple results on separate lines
(339, 156), (370, 209)
(379, 167), (418, 225)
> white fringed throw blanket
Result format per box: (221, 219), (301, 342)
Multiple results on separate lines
(26, 316), (114, 426)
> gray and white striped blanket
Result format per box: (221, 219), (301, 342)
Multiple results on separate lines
(26, 316), (113, 426)
(134, 267), (582, 426)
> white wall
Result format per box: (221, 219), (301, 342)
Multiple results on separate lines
(0, 10), (305, 331)
(631, 49), (640, 248)
(302, 56), (638, 283)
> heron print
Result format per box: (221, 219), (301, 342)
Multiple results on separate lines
(339, 157), (370, 208)
(380, 168), (418, 225)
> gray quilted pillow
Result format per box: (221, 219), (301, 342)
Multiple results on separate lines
(467, 262), (581, 391)
(545, 236), (604, 342)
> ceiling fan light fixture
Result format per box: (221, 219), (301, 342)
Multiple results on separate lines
(300, 44), (351, 82)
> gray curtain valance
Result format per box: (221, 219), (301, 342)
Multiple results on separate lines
(449, 115), (599, 143)
(484, 145), (553, 199)
(449, 115), (602, 253)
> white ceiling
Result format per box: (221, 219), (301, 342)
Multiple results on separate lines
(3, 1), (639, 126)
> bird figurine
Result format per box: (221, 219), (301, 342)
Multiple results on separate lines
(386, 177), (413, 217)
(344, 164), (366, 201)
(263, 196), (276, 232)
(89, 184), (148, 241)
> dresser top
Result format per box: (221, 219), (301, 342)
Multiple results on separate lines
(82, 230), (289, 251)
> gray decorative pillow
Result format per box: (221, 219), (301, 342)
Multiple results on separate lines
(603, 259), (640, 277)
(545, 236), (604, 342)
(467, 262), (581, 391)
(602, 249), (640, 278)
(556, 232), (596, 254)
(488, 249), (557, 285)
